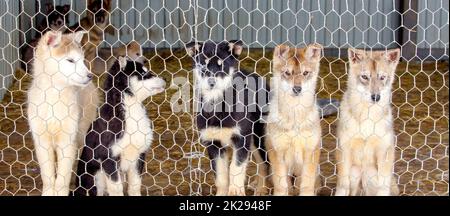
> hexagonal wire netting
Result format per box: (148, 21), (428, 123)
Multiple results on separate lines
(0, 0), (448, 195)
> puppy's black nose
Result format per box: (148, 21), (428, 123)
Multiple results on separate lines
(292, 86), (302, 94)
(208, 78), (216, 88)
(371, 94), (381, 102)
(96, 15), (105, 23)
(57, 20), (62, 25)
(87, 74), (93, 80)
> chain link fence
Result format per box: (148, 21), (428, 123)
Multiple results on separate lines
(0, 0), (448, 195)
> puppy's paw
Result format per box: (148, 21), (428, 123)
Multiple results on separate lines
(376, 189), (391, 196)
(127, 190), (142, 196)
(216, 188), (228, 196)
(227, 185), (245, 196)
(299, 190), (315, 196)
(334, 188), (349, 196)
(254, 187), (269, 196)
(42, 188), (55, 196)
(273, 189), (289, 196)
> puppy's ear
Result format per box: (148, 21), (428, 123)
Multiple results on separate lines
(45, 3), (54, 14)
(348, 48), (365, 64)
(103, 0), (112, 11)
(384, 48), (401, 66)
(87, 0), (96, 7)
(44, 31), (62, 47)
(69, 31), (87, 44)
(127, 41), (145, 64)
(127, 41), (142, 55)
(186, 41), (202, 57)
(118, 56), (128, 69)
(62, 5), (71, 13)
(305, 44), (322, 62)
(229, 40), (243, 56)
(273, 44), (291, 60)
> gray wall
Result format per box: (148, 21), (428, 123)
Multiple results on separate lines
(65, 0), (403, 49)
(1, 0), (449, 99)
(418, 0), (449, 49)
(62, 0), (196, 48)
(35, 0), (450, 51)
(195, 0), (401, 48)
(0, 0), (20, 100)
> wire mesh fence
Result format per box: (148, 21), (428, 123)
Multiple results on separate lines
(0, 0), (448, 196)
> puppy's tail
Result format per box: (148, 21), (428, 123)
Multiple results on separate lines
(317, 98), (340, 118)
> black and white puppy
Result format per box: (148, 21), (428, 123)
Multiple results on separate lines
(37, 3), (71, 33)
(186, 40), (270, 196)
(74, 57), (165, 196)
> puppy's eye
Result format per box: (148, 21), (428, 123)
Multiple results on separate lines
(67, 59), (75, 63)
(303, 71), (310, 76)
(361, 75), (369, 80)
(284, 70), (291, 76)
(380, 75), (386, 80)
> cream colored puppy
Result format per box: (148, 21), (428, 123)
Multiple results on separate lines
(267, 44), (323, 196)
(28, 31), (93, 196)
(335, 48), (401, 196)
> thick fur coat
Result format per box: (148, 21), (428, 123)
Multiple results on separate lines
(186, 40), (270, 196)
(335, 48), (401, 196)
(267, 44), (323, 196)
(74, 57), (165, 196)
(27, 30), (94, 196)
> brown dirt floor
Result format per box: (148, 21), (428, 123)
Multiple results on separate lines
(0, 48), (448, 196)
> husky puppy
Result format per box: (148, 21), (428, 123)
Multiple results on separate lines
(335, 48), (401, 196)
(91, 41), (145, 75)
(186, 40), (270, 196)
(68, 0), (113, 72)
(27, 30), (92, 196)
(267, 44), (323, 196)
(37, 3), (71, 33)
(68, 0), (112, 33)
(74, 57), (165, 196)
(22, 3), (71, 72)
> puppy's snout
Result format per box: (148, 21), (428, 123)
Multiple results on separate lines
(371, 94), (381, 102)
(96, 13), (106, 23)
(292, 86), (302, 95)
(57, 20), (63, 26)
(96, 17), (104, 23)
(207, 78), (216, 88)
(160, 78), (167, 87)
